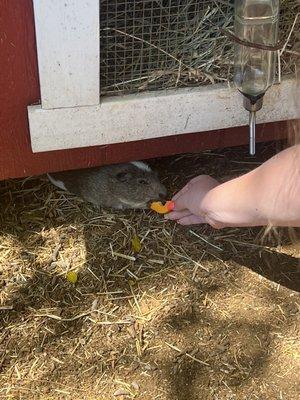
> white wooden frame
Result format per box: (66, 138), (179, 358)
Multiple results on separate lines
(28, 1), (299, 153)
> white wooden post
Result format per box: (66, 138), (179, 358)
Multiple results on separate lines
(32, 0), (100, 109)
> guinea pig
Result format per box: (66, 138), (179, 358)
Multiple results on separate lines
(47, 161), (167, 210)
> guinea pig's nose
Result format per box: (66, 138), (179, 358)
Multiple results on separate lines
(159, 192), (166, 200)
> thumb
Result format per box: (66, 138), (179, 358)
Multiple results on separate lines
(172, 183), (191, 202)
(172, 192), (188, 212)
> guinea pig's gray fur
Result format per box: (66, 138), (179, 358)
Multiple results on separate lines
(47, 161), (167, 210)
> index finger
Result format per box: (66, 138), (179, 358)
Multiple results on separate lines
(165, 209), (191, 220)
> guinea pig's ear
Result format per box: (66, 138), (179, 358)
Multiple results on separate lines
(116, 171), (132, 182)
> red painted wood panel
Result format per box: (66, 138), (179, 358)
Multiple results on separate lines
(0, 0), (289, 181)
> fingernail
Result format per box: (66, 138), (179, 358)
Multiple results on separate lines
(166, 201), (175, 212)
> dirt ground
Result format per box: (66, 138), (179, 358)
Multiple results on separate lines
(0, 142), (299, 400)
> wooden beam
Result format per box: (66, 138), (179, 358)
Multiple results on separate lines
(28, 77), (298, 152)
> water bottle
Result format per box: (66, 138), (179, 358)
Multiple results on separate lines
(234, 0), (280, 101)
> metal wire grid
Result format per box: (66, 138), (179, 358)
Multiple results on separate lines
(100, 0), (299, 96)
(100, 0), (234, 95)
(278, 0), (300, 76)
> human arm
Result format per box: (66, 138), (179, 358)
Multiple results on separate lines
(166, 145), (300, 228)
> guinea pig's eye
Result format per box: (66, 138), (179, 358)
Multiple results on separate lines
(116, 172), (132, 182)
(139, 179), (148, 185)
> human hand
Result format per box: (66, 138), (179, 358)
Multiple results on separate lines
(165, 175), (220, 225)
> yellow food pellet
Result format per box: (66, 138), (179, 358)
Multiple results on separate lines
(66, 271), (78, 284)
(131, 235), (142, 253)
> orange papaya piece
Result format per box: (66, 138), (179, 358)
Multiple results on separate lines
(150, 200), (175, 214)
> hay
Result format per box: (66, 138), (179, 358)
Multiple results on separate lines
(100, 0), (300, 96)
(0, 143), (299, 398)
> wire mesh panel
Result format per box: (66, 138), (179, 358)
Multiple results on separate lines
(100, 0), (234, 95)
(278, 0), (300, 77)
(100, 0), (299, 96)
